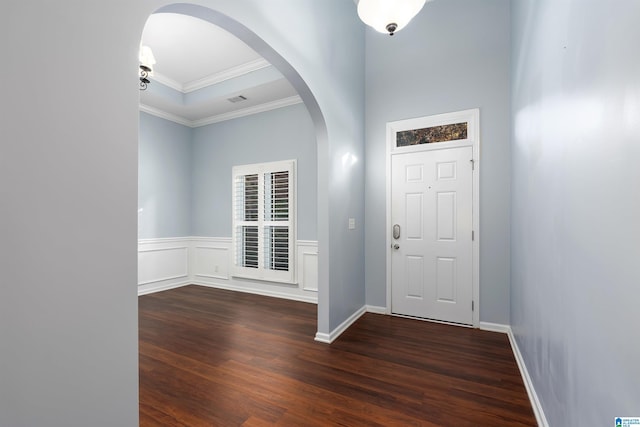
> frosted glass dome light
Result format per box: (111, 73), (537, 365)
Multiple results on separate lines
(357, 0), (428, 36)
(138, 45), (156, 71)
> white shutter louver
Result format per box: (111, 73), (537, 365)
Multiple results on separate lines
(264, 171), (289, 271)
(232, 161), (296, 283)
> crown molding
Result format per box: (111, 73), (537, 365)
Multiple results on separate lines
(151, 73), (183, 92)
(151, 58), (271, 94)
(139, 104), (192, 127)
(139, 95), (303, 128)
(183, 58), (271, 93)
(191, 96), (303, 127)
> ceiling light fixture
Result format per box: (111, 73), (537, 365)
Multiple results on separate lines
(139, 45), (156, 90)
(357, 0), (428, 36)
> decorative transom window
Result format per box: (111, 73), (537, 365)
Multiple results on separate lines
(232, 160), (296, 284)
(396, 122), (468, 147)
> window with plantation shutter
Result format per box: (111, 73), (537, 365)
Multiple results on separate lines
(232, 160), (296, 283)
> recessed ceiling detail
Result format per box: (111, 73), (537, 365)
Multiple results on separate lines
(139, 13), (302, 126)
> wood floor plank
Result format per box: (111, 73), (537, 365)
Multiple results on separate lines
(139, 285), (536, 426)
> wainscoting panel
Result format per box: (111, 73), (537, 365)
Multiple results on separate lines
(139, 237), (317, 303)
(297, 240), (318, 292)
(192, 241), (230, 280)
(138, 238), (190, 295)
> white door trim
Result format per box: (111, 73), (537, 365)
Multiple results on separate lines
(385, 109), (480, 327)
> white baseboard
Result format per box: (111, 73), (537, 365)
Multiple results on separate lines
(366, 305), (387, 314)
(315, 305), (367, 344)
(137, 280), (190, 296)
(479, 321), (511, 334)
(313, 332), (331, 343)
(479, 322), (549, 427)
(507, 328), (549, 427)
(193, 281), (317, 304)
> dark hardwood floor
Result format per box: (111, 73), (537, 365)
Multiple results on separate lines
(139, 285), (536, 426)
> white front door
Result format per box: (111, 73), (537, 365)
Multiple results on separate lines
(391, 146), (473, 325)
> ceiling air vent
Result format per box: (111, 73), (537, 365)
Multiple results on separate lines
(227, 95), (248, 103)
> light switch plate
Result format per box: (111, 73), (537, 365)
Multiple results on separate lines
(348, 218), (355, 230)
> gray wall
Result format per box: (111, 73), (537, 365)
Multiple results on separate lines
(138, 103), (317, 241)
(0, 3), (141, 426)
(0, 1), (365, 425)
(191, 103), (317, 240)
(510, 0), (640, 424)
(364, 0), (512, 324)
(139, 112), (192, 239)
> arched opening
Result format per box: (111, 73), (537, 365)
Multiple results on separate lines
(137, 3), (328, 335)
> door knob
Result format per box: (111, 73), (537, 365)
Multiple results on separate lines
(392, 244), (400, 250)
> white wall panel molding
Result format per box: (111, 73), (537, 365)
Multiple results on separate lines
(192, 245), (230, 280)
(190, 237), (317, 303)
(138, 239), (190, 289)
(479, 323), (549, 427)
(190, 236), (232, 243)
(138, 237), (317, 303)
(191, 237), (232, 281)
(297, 241), (318, 292)
(138, 236), (193, 245)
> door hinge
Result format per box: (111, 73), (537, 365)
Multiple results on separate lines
(472, 230), (475, 241)
(472, 301), (475, 311)
(470, 159), (475, 170)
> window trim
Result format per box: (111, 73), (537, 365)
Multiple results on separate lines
(232, 159), (297, 284)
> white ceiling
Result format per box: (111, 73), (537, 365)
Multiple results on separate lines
(139, 13), (300, 127)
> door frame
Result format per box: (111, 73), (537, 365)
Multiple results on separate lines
(385, 108), (480, 327)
